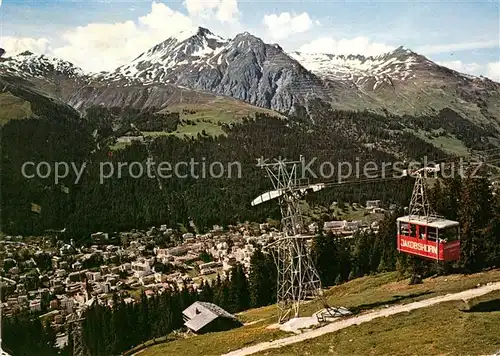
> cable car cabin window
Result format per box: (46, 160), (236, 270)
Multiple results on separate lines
(409, 224), (417, 238)
(438, 226), (459, 243)
(399, 223), (409, 236)
(427, 226), (437, 241)
(419, 225), (426, 240)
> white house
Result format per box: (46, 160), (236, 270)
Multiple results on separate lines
(29, 299), (41, 312)
(131, 260), (152, 278)
(366, 200), (381, 209)
(324, 221), (346, 231)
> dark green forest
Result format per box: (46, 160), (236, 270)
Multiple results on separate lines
(3, 101), (484, 239)
(4, 172), (500, 356)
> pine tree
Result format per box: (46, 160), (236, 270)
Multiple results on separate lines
(41, 319), (57, 355)
(442, 177), (462, 220)
(485, 194), (500, 267)
(311, 231), (341, 286)
(376, 210), (400, 272)
(351, 231), (372, 277)
(65, 322), (74, 356)
(137, 292), (150, 344)
(428, 179), (444, 215)
(459, 175), (492, 272)
(248, 248), (275, 307)
(228, 264), (250, 312)
(170, 284), (184, 330)
(199, 279), (214, 302)
(212, 274), (223, 306)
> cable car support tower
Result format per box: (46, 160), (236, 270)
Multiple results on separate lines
(407, 166), (440, 222)
(253, 157), (349, 324)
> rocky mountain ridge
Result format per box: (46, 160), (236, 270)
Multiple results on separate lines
(1, 27), (499, 124)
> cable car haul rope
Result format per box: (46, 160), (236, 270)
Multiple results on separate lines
(254, 148), (500, 265)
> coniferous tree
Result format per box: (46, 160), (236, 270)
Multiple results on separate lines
(212, 274), (223, 306)
(459, 175), (492, 272)
(198, 280), (214, 302)
(41, 320), (57, 355)
(248, 247), (276, 307)
(376, 209), (400, 272)
(228, 264), (250, 313)
(351, 232), (373, 278)
(137, 293), (150, 344)
(441, 177), (462, 220)
(311, 231), (341, 286)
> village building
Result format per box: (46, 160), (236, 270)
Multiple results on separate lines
(182, 301), (242, 334)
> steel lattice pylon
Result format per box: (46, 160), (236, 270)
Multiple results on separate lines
(407, 167), (439, 222)
(256, 157), (343, 324)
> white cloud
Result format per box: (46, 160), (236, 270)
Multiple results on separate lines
(4, 1), (241, 72)
(53, 21), (145, 72)
(0, 36), (52, 56)
(487, 61), (500, 82)
(417, 40), (499, 55)
(263, 12), (316, 40)
(51, 2), (198, 72)
(436, 60), (500, 82)
(298, 36), (395, 56)
(138, 2), (194, 31)
(436, 60), (484, 76)
(184, 0), (239, 22)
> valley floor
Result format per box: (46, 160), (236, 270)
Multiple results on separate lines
(135, 269), (500, 356)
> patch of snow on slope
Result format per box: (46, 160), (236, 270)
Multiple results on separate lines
(0, 52), (85, 79)
(289, 50), (422, 87)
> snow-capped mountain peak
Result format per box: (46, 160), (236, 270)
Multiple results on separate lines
(3, 26), (497, 124)
(100, 26), (228, 83)
(137, 26), (227, 61)
(289, 46), (433, 90)
(0, 51), (85, 79)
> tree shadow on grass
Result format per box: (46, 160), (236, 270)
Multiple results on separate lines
(350, 291), (433, 314)
(462, 299), (500, 313)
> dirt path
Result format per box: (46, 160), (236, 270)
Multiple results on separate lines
(223, 282), (500, 356)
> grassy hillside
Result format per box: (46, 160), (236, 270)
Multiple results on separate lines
(157, 94), (285, 138)
(257, 290), (500, 356)
(0, 92), (33, 125)
(404, 128), (470, 156)
(302, 202), (384, 226)
(108, 93), (286, 147)
(167, 121), (227, 138)
(137, 269), (500, 356)
(159, 94), (285, 123)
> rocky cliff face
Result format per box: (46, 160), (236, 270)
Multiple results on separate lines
(97, 27), (339, 115)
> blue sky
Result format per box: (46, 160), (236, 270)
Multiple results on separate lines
(0, 0), (499, 79)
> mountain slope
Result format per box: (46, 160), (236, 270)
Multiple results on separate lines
(0, 51), (84, 80)
(0, 73), (82, 124)
(136, 270), (500, 356)
(99, 27), (228, 84)
(1, 27), (500, 136)
(291, 47), (500, 125)
(0, 91), (33, 125)
(0, 51), (89, 101)
(0, 44), (284, 126)
(98, 27), (379, 116)
(290, 47), (422, 84)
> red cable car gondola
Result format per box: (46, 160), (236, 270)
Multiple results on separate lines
(396, 216), (460, 261)
(396, 166), (460, 262)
